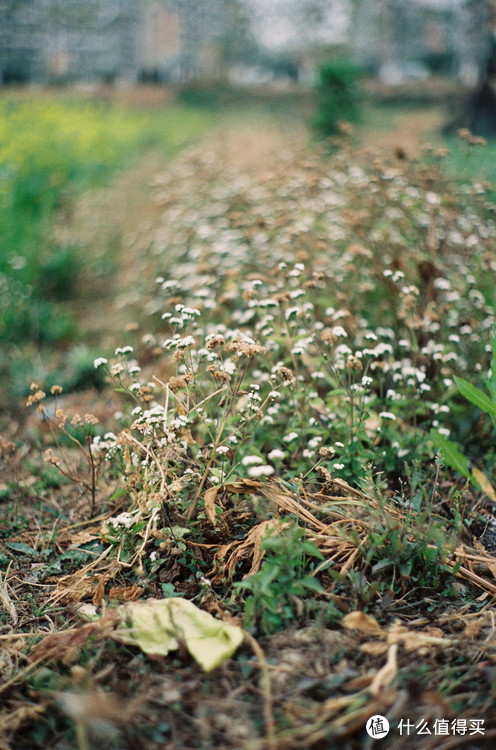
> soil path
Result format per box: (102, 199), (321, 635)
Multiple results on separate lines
(358, 105), (445, 158)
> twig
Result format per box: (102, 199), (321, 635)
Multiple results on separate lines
(243, 630), (276, 750)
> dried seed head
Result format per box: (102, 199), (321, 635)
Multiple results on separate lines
(319, 328), (338, 345)
(168, 376), (189, 392)
(225, 341), (266, 357)
(26, 390), (46, 406)
(319, 446), (336, 459)
(316, 465), (332, 482)
(206, 335), (225, 350)
(276, 366), (294, 383)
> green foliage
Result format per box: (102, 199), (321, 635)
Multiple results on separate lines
(0, 95), (212, 348)
(364, 507), (456, 594)
(37, 247), (81, 302)
(431, 334), (496, 492)
(234, 524), (325, 634)
(454, 374), (496, 420)
(443, 135), (496, 204)
(313, 58), (362, 136)
(431, 430), (470, 479)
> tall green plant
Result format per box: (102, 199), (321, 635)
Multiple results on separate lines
(431, 335), (496, 499)
(313, 58), (362, 136)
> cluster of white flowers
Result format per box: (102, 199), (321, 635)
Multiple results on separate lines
(86, 131), (496, 496)
(107, 512), (136, 530)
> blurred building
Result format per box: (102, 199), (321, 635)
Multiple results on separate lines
(0, 0), (493, 88)
(351, 0), (494, 86)
(0, 0), (233, 86)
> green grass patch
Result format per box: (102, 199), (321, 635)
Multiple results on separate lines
(442, 135), (496, 200)
(0, 92), (214, 347)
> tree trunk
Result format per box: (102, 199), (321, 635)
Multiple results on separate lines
(445, 0), (496, 138)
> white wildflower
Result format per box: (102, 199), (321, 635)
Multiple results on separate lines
(242, 455), (263, 466)
(268, 449), (286, 461)
(283, 432), (299, 443)
(216, 445), (231, 455)
(247, 464), (275, 477)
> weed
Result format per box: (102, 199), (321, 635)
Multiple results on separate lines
(431, 332), (496, 497)
(27, 384), (108, 517)
(234, 524), (325, 634)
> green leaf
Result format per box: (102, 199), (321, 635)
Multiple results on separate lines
(453, 376), (496, 417)
(430, 430), (470, 478)
(5, 542), (40, 557)
(485, 334), (496, 402)
(300, 576), (324, 592)
(109, 487), (127, 502)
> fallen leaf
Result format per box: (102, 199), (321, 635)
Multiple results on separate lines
(58, 528), (100, 547)
(387, 623), (446, 652)
(29, 616), (118, 663)
(92, 574), (107, 608)
(108, 584), (143, 601)
(49, 572), (96, 603)
(115, 597), (244, 672)
(57, 689), (135, 733)
(342, 611), (384, 636)
(360, 641), (389, 656)
(203, 486), (219, 526)
(343, 674), (375, 690)
(212, 519), (280, 581)
(472, 468), (496, 503)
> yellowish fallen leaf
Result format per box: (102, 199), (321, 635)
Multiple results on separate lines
(108, 584), (143, 602)
(203, 486), (219, 526)
(342, 611), (384, 636)
(360, 641), (389, 656)
(116, 597), (244, 672)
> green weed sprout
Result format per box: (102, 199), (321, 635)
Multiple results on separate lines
(431, 334), (496, 499)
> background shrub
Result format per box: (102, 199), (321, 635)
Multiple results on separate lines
(313, 58), (362, 136)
